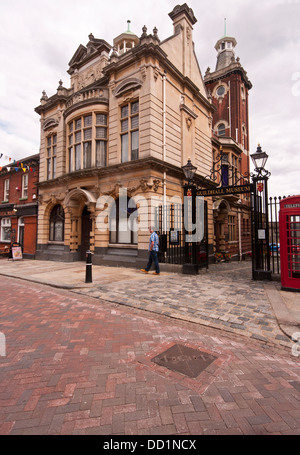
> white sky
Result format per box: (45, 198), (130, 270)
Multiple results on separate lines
(0, 0), (299, 197)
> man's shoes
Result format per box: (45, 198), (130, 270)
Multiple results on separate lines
(141, 269), (148, 273)
(153, 272), (160, 275)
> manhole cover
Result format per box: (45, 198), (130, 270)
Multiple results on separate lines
(151, 344), (217, 378)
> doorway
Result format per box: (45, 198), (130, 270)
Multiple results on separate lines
(81, 206), (92, 261)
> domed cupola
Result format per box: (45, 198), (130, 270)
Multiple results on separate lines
(113, 20), (139, 55)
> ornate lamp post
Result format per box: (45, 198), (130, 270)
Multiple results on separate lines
(250, 144), (269, 176)
(182, 158), (197, 184)
(250, 144), (271, 280)
(182, 158), (198, 274)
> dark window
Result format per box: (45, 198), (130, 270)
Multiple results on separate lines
(218, 123), (226, 136)
(109, 197), (138, 244)
(121, 101), (139, 162)
(49, 204), (65, 242)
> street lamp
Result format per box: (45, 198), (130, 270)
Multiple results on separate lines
(182, 158), (198, 275)
(182, 158), (197, 184)
(250, 143), (271, 281)
(250, 144), (269, 175)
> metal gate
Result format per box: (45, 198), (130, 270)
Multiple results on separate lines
(269, 196), (281, 276)
(155, 198), (208, 272)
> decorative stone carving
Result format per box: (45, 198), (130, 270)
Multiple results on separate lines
(140, 66), (147, 81)
(153, 67), (159, 82)
(186, 117), (192, 130)
(43, 117), (59, 131)
(186, 26), (191, 43)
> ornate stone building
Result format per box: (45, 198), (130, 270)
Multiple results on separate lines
(34, 4), (252, 267)
(34, 4), (217, 267)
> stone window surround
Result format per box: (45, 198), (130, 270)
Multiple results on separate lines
(67, 111), (108, 172)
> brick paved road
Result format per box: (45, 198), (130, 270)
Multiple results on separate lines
(0, 276), (299, 435)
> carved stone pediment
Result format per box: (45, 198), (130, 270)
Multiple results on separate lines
(113, 78), (142, 97)
(43, 118), (59, 131)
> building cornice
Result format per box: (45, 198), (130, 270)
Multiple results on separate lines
(204, 63), (252, 90)
(37, 157), (215, 191)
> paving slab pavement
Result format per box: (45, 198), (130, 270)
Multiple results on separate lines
(0, 276), (300, 436)
(0, 258), (299, 353)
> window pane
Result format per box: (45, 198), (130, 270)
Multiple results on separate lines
(83, 142), (92, 168)
(84, 115), (92, 126)
(75, 118), (81, 130)
(131, 115), (139, 129)
(121, 134), (128, 162)
(84, 128), (92, 140)
(47, 137), (51, 147)
(52, 157), (56, 179)
(75, 144), (81, 170)
(53, 135), (57, 145)
(47, 159), (51, 180)
(121, 105), (128, 118)
(69, 122), (73, 133)
(96, 141), (107, 167)
(131, 130), (139, 160)
(96, 127), (107, 139)
(121, 119), (128, 133)
(96, 114), (107, 125)
(131, 101), (139, 114)
(55, 221), (64, 242)
(75, 131), (81, 143)
(68, 147), (73, 172)
(1, 218), (11, 241)
(218, 124), (226, 136)
(69, 135), (73, 146)
(52, 145), (56, 156)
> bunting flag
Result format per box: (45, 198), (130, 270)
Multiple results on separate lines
(0, 160), (36, 173)
(0, 153), (12, 162)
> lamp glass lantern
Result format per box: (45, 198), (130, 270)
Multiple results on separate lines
(182, 159), (197, 182)
(250, 144), (269, 171)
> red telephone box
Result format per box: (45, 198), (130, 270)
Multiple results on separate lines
(279, 195), (300, 291)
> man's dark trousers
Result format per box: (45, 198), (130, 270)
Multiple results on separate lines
(145, 251), (160, 274)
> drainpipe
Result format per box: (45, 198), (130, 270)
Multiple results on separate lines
(228, 80), (231, 138)
(162, 71), (167, 234)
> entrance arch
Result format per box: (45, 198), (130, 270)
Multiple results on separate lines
(64, 188), (96, 260)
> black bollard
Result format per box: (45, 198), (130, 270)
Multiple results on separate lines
(85, 250), (92, 283)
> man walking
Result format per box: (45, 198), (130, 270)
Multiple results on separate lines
(141, 226), (160, 275)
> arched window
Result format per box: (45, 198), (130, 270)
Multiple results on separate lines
(109, 197), (138, 244)
(49, 204), (65, 242)
(218, 123), (226, 137)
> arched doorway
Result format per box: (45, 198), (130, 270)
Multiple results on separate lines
(213, 199), (230, 252)
(81, 206), (92, 261)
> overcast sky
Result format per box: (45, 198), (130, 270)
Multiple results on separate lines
(0, 0), (299, 197)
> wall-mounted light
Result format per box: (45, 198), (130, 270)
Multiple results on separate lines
(15, 187), (20, 191)
(32, 194), (37, 200)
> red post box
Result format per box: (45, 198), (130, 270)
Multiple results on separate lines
(279, 195), (300, 291)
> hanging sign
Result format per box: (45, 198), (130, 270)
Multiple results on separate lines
(197, 183), (254, 197)
(258, 229), (266, 240)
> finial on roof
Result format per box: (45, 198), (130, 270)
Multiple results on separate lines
(224, 18), (227, 37)
(127, 20), (131, 32)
